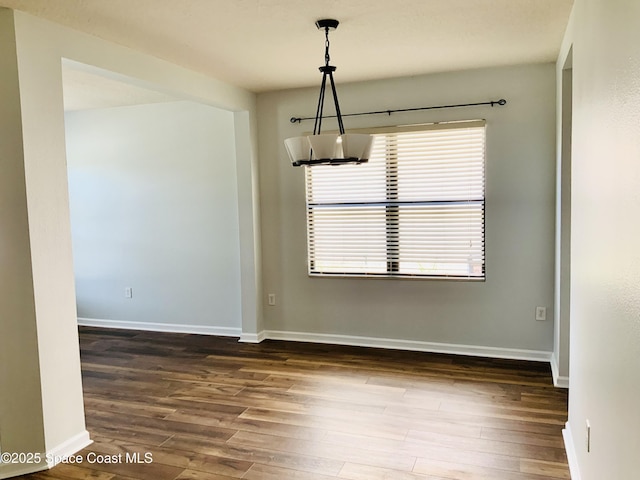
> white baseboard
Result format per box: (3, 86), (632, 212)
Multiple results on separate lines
(46, 430), (93, 468)
(0, 431), (92, 479)
(77, 318), (552, 363)
(551, 353), (570, 388)
(78, 317), (241, 338)
(261, 330), (552, 362)
(0, 460), (48, 479)
(563, 422), (581, 480)
(239, 331), (267, 343)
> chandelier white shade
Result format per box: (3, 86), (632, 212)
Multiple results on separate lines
(285, 133), (374, 167)
(285, 19), (374, 167)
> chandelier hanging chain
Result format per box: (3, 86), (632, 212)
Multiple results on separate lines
(284, 19), (373, 167)
(324, 26), (331, 66)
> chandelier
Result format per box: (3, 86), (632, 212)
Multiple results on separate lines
(285, 19), (374, 167)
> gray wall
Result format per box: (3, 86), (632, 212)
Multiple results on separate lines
(257, 63), (557, 354)
(561, 0), (640, 478)
(66, 101), (243, 332)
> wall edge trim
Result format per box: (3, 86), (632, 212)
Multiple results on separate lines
(550, 353), (570, 388)
(77, 317), (241, 337)
(563, 422), (582, 480)
(0, 430), (91, 479)
(239, 331), (267, 343)
(261, 330), (552, 362)
(76, 320), (552, 362)
(46, 430), (93, 468)
(0, 461), (48, 479)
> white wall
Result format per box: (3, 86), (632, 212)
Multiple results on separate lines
(0, 8), (260, 478)
(257, 63), (557, 356)
(66, 101), (242, 333)
(561, 0), (640, 478)
(0, 10), (47, 472)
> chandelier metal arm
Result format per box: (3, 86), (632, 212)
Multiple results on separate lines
(313, 71), (329, 135)
(327, 69), (345, 135)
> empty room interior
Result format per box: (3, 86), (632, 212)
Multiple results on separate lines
(0, 1), (638, 479)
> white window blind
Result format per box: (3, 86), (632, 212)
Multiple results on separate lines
(305, 121), (485, 279)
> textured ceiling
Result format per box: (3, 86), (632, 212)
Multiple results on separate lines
(1, 0), (573, 93)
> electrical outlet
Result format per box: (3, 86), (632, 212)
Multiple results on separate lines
(586, 419), (591, 452)
(125, 287), (133, 299)
(268, 293), (276, 306)
(535, 306), (547, 321)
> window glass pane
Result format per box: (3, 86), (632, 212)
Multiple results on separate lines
(306, 136), (387, 204)
(397, 204), (484, 277)
(308, 205), (387, 273)
(396, 127), (485, 202)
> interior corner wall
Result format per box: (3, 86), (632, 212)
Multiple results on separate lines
(234, 110), (264, 337)
(65, 101), (242, 332)
(0, 9), (47, 475)
(10, 9), (89, 460)
(257, 63), (557, 354)
(2, 7), (259, 475)
(561, 0), (640, 478)
(12, 7), (261, 337)
(553, 11), (575, 388)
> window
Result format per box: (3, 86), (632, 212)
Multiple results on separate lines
(305, 120), (485, 279)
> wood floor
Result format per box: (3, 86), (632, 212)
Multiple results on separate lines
(22, 327), (569, 480)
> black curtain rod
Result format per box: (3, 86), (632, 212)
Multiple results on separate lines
(290, 98), (507, 124)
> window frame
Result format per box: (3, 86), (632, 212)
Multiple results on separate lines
(305, 120), (486, 281)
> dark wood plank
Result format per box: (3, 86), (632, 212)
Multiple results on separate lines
(16, 327), (568, 480)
